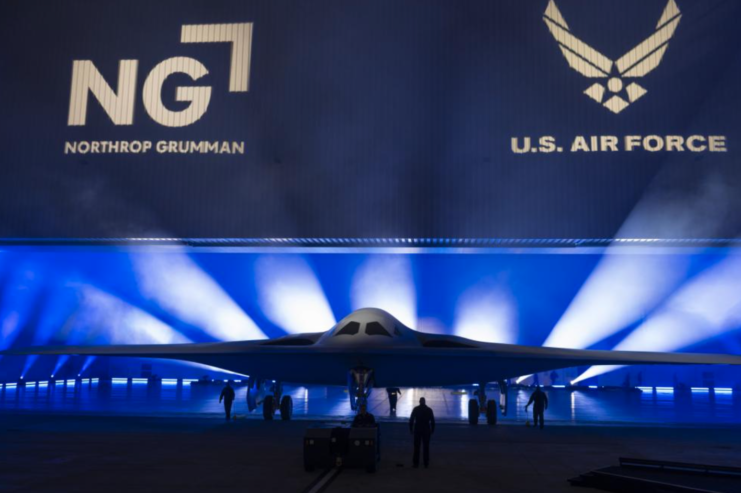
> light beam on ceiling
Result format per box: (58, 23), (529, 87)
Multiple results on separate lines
(572, 252), (741, 384)
(131, 251), (265, 341)
(255, 255), (336, 333)
(350, 255), (417, 328)
(543, 251), (690, 350)
(454, 281), (518, 344)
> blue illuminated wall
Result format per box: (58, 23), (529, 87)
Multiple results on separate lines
(0, 246), (740, 386)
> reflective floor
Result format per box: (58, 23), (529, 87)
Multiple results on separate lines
(1, 381), (740, 425)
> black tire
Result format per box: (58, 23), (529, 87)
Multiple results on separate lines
(263, 395), (274, 420)
(468, 399), (479, 425)
(280, 395), (293, 420)
(486, 400), (498, 425)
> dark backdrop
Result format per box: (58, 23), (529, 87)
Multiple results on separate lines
(0, 0), (739, 239)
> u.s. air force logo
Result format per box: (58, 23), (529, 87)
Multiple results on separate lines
(544, 0), (681, 114)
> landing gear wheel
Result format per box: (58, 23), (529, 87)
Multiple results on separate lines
(280, 395), (293, 420)
(263, 395), (274, 420)
(486, 400), (498, 425)
(468, 399), (479, 425)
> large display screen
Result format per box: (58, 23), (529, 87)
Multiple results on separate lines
(0, 0), (739, 240)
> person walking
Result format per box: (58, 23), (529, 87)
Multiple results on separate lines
(219, 381), (236, 420)
(386, 387), (402, 414)
(409, 397), (435, 468)
(525, 385), (548, 429)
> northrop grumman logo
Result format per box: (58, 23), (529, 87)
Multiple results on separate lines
(544, 0), (681, 114)
(64, 23), (253, 156)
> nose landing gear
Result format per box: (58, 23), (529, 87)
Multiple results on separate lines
(348, 367), (375, 411)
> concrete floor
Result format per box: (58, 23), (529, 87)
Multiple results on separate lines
(3, 382), (739, 425)
(2, 413), (741, 493)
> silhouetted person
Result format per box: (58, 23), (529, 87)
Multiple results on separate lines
(549, 370), (559, 386)
(219, 381), (235, 420)
(352, 404), (377, 427)
(409, 397), (435, 468)
(386, 387), (402, 413)
(525, 385), (548, 429)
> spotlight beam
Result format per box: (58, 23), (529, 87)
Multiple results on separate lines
(573, 252), (741, 384)
(255, 255), (336, 334)
(131, 251), (265, 341)
(351, 256), (417, 328)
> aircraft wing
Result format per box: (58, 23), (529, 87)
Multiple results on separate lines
(3, 333), (740, 387)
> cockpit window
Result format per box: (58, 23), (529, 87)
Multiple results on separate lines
(334, 321), (360, 336)
(365, 322), (392, 337)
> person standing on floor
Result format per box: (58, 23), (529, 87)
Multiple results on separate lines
(219, 381), (236, 420)
(409, 397), (435, 468)
(525, 385), (548, 429)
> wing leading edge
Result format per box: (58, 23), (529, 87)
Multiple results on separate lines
(2, 336), (740, 387)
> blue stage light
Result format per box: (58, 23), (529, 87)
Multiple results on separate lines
(254, 255), (336, 334)
(544, 251), (690, 350)
(21, 283), (80, 377)
(351, 256), (417, 328)
(516, 375), (532, 384)
(573, 252), (741, 383)
(131, 251), (266, 341)
(453, 281), (518, 344)
(52, 356), (70, 378)
(77, 287), (192, 345)
(0, 264), (44, 351)
(175, 361), (248, 378)
(79, 356), (96, 375)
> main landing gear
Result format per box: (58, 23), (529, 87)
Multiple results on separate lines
(247, 378), (293, 421)
(467, 380), (509, 425)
